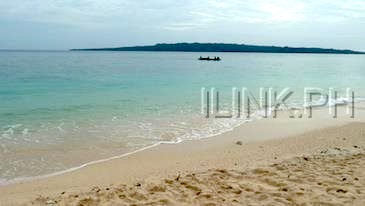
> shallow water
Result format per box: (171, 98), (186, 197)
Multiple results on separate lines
(0, 51), (364, 182)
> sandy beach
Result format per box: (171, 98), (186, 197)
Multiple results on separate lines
(0, 106), (364, 205)
(2, 0), (365, 205)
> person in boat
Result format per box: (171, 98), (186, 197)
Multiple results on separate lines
(198, 56), (221, 61)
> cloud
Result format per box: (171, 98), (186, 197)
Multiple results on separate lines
(158, 0), (365, 30)
(0, 0), (364, 50)
(1, 0), (365, 30)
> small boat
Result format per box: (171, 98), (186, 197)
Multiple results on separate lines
(198, 56), (221, 61)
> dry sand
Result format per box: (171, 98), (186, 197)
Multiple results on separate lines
(34, 146), (365, 206)
(1, 107), (365, 205)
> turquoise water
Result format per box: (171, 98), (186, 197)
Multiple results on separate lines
(0, 51), (364, 182)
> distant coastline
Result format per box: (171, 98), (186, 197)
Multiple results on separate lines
(70, 43), (365, 54)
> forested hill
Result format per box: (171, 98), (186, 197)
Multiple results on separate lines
(71, 43), (365, 54)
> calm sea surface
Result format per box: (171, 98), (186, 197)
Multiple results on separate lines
(0, 51), (364, 182)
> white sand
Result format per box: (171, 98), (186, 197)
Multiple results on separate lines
(1, 106), (365, 205)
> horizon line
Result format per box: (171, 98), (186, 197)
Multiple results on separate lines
(70, 42), (365, 54)
(1, 42), (365, 53)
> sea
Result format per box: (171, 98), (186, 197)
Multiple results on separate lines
(0, 51), (364, 184)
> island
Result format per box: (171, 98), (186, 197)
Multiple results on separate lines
(71, 43), (365, 54)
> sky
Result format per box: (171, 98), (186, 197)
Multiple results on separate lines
(0, 0), (364, 51)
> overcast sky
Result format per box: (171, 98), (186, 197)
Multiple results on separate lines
(0, 0), (364, 51)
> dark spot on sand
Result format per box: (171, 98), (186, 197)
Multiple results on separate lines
(106, 188), (110, 191)
(196, 191), (201, 195)
(336, 189), (347, 193)
(218, 169), (227, 173)
(135, 183), (141, 187)
(342, 178), (347, 181)
(176, 174), (181, 181)
(46, 200), (56, 205)
(355, 177), (359, 181)
(303, 157), (309, 161)
(354, 145), (359, 148)
(61, 192), (65, 195)
(236, 141), (243, 146)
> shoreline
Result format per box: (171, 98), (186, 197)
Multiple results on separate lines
(0, 117), (251, 187)
(0, 142), (163, 187)
(0, 105), (349, 186)
(1, 106), (364, 205)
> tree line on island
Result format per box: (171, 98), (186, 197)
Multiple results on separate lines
(71, 43), (365, 54)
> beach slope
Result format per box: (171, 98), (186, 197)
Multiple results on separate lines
(1, 109), (365, 205)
